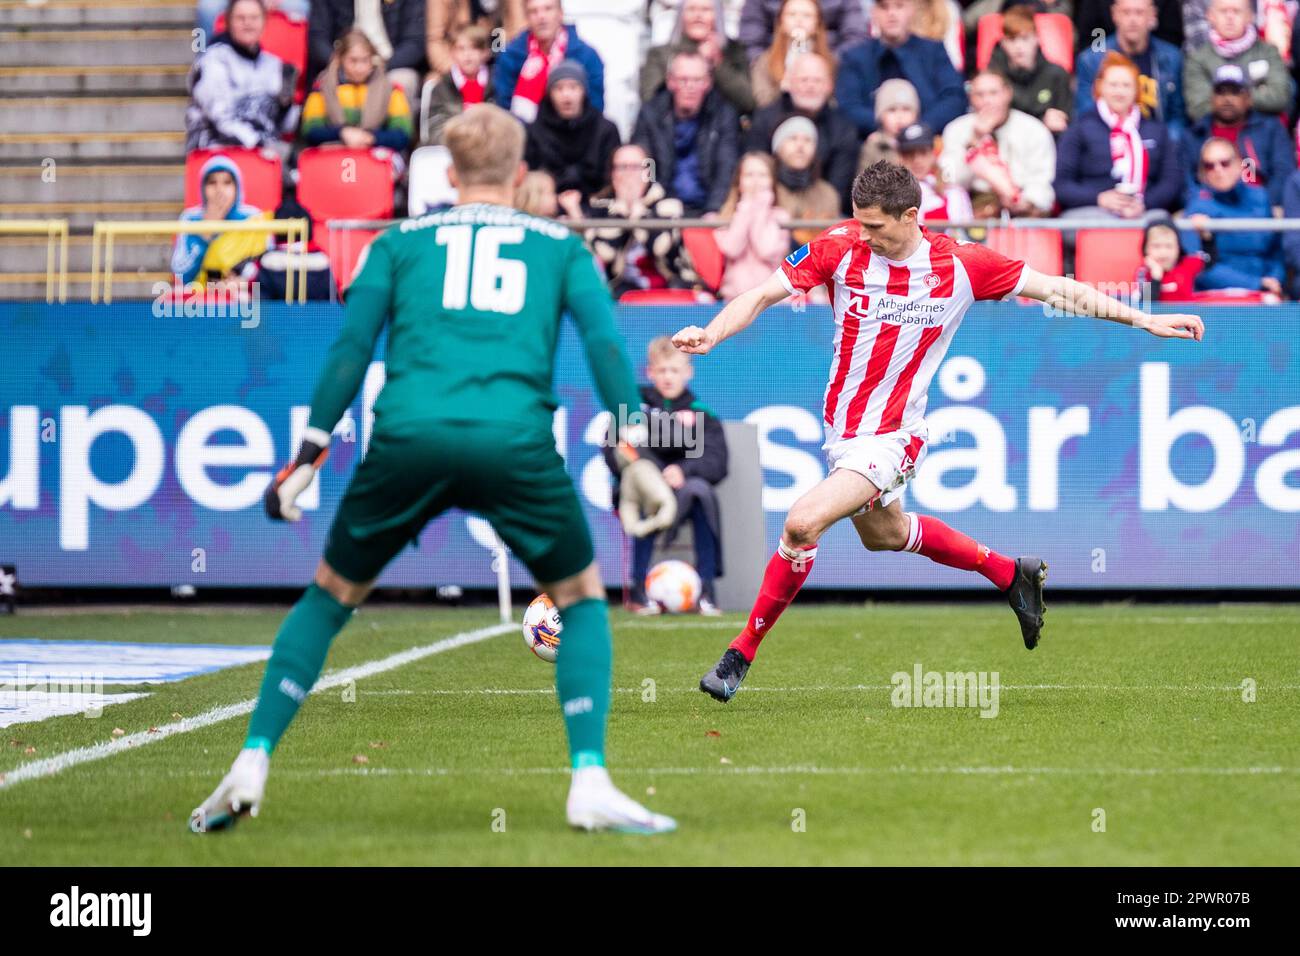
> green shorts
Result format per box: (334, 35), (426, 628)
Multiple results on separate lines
(322, 421), (594, 586)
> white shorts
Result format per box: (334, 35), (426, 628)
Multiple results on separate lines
(824, 426), (929, 514)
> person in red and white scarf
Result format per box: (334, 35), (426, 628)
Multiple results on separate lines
(493, 0), (607, 123)
(1056, 51), (1184, 222)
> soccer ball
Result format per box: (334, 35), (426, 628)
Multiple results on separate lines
(645, 560), (702, 613)
(522, 593), (562, 663)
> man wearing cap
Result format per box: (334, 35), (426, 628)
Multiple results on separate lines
(1181, 63), (1295, 209)
(1184, 0), (1289, 122)
(894, 122), (975, 226)
(524, 61), (622, 211)
(744, 53), (859, 213)
(632, 50), (740, 215)
(1075, 0), (1185, 138)
(939, 70), (1056, 218)
(494, 0), (606, 123)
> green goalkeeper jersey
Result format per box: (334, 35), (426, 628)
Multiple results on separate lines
(306, 202), (641, 438)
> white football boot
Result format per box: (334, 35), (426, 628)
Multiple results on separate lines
(566, 766), (677, 834)
(189, 747), (269, 833)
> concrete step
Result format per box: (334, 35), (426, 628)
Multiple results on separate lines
(0, 201), (183, 231)
(0, 65), (190, 96)
(0, 0), (196, 28)
(0, 130), (186, 162)
(0, 271), (170, 301)
(0, 164), (185, 203)
(0, 96), (189, 134)
(0, 233), (169, 273)
(0, 29), (195, 67)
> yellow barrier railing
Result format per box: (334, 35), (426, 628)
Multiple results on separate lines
(0, 219), (68, 303)
(90, 218), (310, 304)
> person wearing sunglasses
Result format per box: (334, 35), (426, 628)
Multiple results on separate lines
(1181, 64), (1295, 211)
(1184, 136), (1285, 299)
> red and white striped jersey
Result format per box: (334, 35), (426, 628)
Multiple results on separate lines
(777, 223), (1026, 440)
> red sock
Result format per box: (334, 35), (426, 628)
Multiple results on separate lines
(729, 540), (817, 662)
(904, 513), (1015, 590)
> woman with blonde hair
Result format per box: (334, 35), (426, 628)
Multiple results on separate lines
(750, 0), (834, 109)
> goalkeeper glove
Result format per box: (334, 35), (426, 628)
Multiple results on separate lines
(614, 436), (676, 538)
(264, 429), (330, 522)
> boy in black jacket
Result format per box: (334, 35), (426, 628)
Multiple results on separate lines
(607, 337), (729, 615)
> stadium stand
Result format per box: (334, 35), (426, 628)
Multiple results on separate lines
(0, 0), (194, 300)
(2, 2), (1297, 303)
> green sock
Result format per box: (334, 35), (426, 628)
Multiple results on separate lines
(555, 597), (612, 769)
(244, 584), (355, 754)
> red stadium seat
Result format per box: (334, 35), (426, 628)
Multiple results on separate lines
(976, 13), (1075, 74)
(682, 227), (724, 292)
(214, 9), (309, 103)
(1187, 289), (1266, 304)
(618, 289), (713, 305)
(1075, 229), (1145, 286)
(185, 148), (283, 211)
(983, 227), (1063, 277)
(297, 146), (395, 292)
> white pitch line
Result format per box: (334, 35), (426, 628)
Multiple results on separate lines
(361, 682), (1300, 695)
(0, 621), (515, 791)
(299, 764), (1297, 778)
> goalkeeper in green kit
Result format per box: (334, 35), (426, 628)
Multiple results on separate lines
(191, 104), (679, 835)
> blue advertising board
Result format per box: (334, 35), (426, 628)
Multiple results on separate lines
(1, 301), (1296, 589)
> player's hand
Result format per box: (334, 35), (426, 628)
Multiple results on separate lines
(1140, 312), (1204, 341)
(662, 464), (685, 489)
(672, 325), (714, 355)
(264, 438), (329, 522)
(618, 458), (677, 538)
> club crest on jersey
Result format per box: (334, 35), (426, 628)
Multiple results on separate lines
(923, 272), (942, 289)
(785, 244), (810, 267)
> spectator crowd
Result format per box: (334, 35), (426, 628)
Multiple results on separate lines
(182, 0), (1300, 301)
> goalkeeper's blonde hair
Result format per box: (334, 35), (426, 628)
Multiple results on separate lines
(443, 104), (525, 187)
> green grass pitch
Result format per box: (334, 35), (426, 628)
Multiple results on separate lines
(1, 602), (1296, 865)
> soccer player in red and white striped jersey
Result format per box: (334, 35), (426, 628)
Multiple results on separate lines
(674, 162), (1204, 703)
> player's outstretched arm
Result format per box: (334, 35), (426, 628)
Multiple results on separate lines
(1017, 267), (1204, 341)
(673, 271), (791, 355)
(266, 273), (391, 522)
